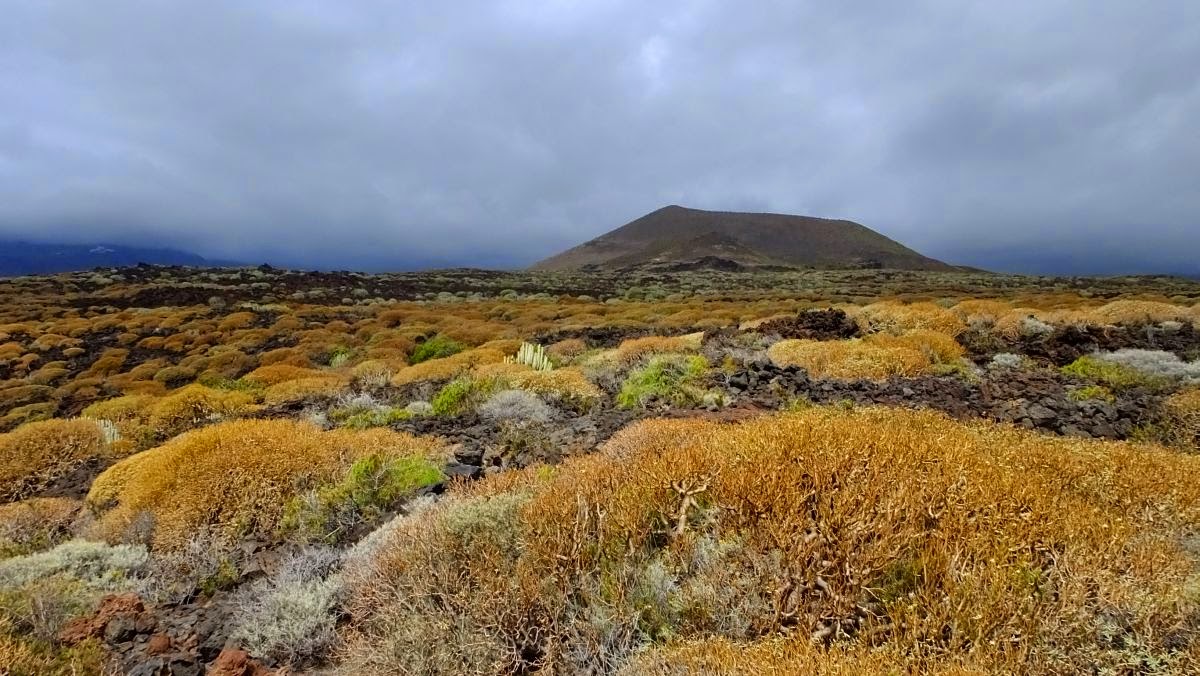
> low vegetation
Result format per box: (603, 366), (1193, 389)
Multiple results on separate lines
(1061, 355), (1170, 391)
(0, 419), (110, 502)
(616, 354), (716, 409)
(85, 420), (441, 550)
(0, 498), (80, 559)
(2, 266), (1200, 672)
(409, 334), (466, 364)
(281, 454), (443, 543)
(338, 407), (1200, 674)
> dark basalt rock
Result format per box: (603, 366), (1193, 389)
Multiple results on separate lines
(755, 308), (861, 341)
(722, 361), (1159, 441)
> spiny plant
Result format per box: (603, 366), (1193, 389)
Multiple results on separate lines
(504, 342), (553, 371)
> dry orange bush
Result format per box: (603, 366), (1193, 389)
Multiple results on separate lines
(852, 301), (966, 336)
(217, 311), (257, 332)
(1162, 388), (1200, 451)
(86, 419), (438, 549)
(243, 364), (329, 386)
(0, 496), (79, 557)
(0, 342), (22, 362)
(391, 347), (508, 386)
(261, 375), (349, 406)
(144, 384), (258, 441)
(26, 365), (69, 386)
(767, 338), (930, 379)
(258, 347), (314, 368)
(29, 333), (80, 352)
(1087, 300), (1191, 325)
(991, 308), (1053, 338)
(472, 363), (603, 404)
(620, 637), (991, 675)
(547, 338), (588, 362)
(613, 332), (705, 364)
(866, 329), (965, 365)
(197, 348), (256, 380)
(950, 298), (1013, 326)
(80, 349), (129, 380)
(350, 359), (399, 384)
(0, 418), (109, 502)
(339, 407), (1200, 675)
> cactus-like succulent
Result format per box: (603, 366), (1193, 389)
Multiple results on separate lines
(504, 342), (553, 371)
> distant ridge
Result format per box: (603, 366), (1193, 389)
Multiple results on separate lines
(0, 241), (240, 277)
(532, 205), (955, 272)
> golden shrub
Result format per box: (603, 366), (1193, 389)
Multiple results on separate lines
(992, 308), (1052, 339)
(613, 332), (704, 363)
(621, 637), (990, 675)
(243, 364), (328, 386)
(950, 299), (1013, 325)
(0, 342), (23, 363)
(1088, 300), (1191, 326)
(767, 338), (930, 379)
(473, 363), (603, 403)
(261, 376), (349, 406)
(217, 311), (257, 332)
(29, 334), (80, 352)
(26, 366), (69, 386)
(391, 347), (508, 387)
(87, 419), (439, 550)
(547, 338), (588, 363)
(866, 329), (965, 365)
(852, 301), (966, 336)
(0, 616), (106, 676)
(197, 349), (256, 380)
(144, 385), (257, 441)
(257, 347), (315, 368)
(1162, 388), (1200, 451)
(478, 338), (524, 355)
(350, 359), (399, 383)
(0, 496), (79, 557)
(0, 419), (108, 502)
(341, 407), (1200, 675)
(81, 349), (128, 378)
(0, 402), (58, 432)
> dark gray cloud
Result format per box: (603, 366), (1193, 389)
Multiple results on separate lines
(1, 1), (1197, 273)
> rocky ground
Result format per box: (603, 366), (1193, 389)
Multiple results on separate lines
(4, 269), (1200, 673)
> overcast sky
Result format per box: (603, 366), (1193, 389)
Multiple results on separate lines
(1, 1), (1197, 274)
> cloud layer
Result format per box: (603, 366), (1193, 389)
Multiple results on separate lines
(2, 1), (1198, 273)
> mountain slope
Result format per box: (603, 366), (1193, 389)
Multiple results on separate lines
(532, 205), (954, 271)
(0, 241), (232, 277)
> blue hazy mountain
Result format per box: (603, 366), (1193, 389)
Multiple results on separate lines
(0, 241), (242, 276)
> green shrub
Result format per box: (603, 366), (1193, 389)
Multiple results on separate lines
(409, 335), (466, 365)
(196, 373), (262, 393)
(1068, 385), (1115, 403)
(281, 455), (443, 543)
(616, 355), (712, 409)
(1061, 356), (1168, 391)
(327, 395), (413, 429)
(328, 346), (356, 368)
(431, 378), (488, 416)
